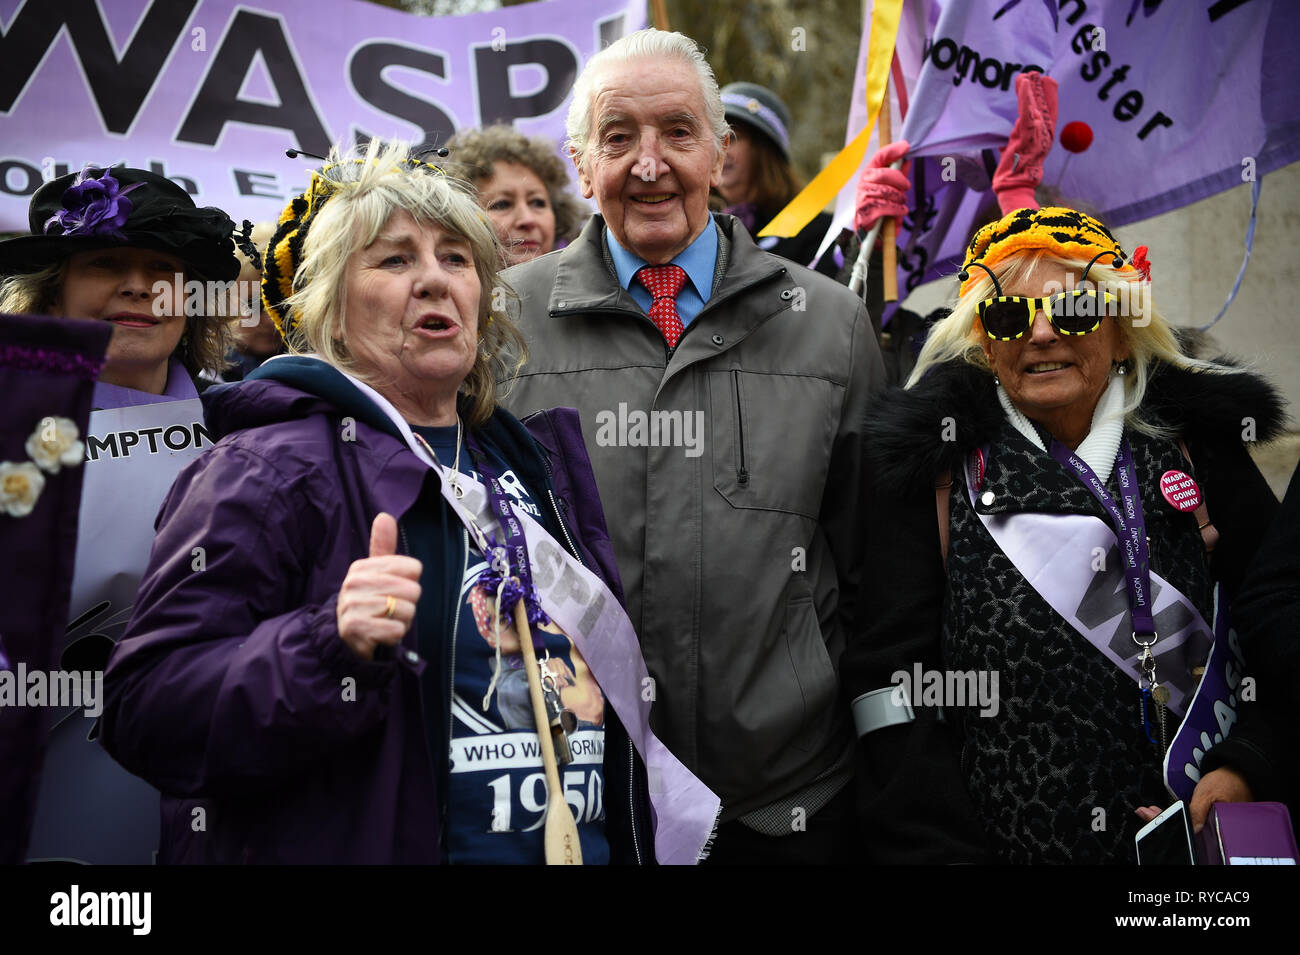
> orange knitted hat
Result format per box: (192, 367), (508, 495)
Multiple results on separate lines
(959, 207), (1135, 298)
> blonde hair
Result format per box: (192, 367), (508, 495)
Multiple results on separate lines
(0, 258), (231, 379)
(908, 249), (1242, 437)
(0, 262), (64, 315)
(280, 138), (526, 427)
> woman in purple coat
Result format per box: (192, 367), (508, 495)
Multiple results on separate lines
(98, 140), (675, 864)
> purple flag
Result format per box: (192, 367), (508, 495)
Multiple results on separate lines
(830, 0), (1300, 300)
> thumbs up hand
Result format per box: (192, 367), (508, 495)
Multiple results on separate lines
(337, 513), (423, 660)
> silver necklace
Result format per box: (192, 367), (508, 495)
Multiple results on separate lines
(412, 414), (464, 499)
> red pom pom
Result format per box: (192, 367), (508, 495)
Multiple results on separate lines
(1060, 121), (1093, 153)
(1131, 245), (1151, 282)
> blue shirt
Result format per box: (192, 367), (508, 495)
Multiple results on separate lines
(606, 222), (718, 327)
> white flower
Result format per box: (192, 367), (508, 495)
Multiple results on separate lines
(0, 461), (45, 518)
(25, 416), (84, 473)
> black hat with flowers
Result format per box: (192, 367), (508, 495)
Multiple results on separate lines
(0, 165), (242, 282)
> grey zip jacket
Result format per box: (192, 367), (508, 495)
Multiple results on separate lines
(500, 213), (884, 820)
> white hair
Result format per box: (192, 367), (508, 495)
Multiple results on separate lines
(565, 29), (730, 170)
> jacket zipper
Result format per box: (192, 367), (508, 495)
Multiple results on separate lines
(625, 736), (641, 865)
(731, 369), (749, 486)
(544, 483), (644, 866)
(546, 487), (582, 560)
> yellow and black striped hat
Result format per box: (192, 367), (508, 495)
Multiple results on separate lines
(959, 207), (1135, 298)
(261, 154), (447, 342)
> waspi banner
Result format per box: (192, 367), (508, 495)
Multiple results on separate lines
(0, 0), (644, 230)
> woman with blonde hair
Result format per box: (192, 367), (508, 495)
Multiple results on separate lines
(843, 207), (1287, 864)
(97, 139), (697, 865)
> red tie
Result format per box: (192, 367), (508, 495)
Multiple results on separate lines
(636, 264), (688, 348)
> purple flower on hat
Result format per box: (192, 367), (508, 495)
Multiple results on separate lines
(43, 165), (143, 239)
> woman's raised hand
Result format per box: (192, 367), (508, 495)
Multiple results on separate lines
(337, 512), (423, 660)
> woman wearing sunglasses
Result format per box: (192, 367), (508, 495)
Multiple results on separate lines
(843, 206), (1287, 864)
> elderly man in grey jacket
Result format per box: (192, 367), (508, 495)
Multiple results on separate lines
(500, 28), (884, 864)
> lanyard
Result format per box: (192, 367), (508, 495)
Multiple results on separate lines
(1048, 437), (1155, 639)
(409, 426), (550, 650)
(463, 431), (550, 647)
(1048, 437), (1171, 751)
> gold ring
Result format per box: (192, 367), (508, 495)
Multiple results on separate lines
(383, 594), (397, 619)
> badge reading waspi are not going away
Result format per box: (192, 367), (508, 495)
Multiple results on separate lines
(1160, 470), (1202, 512)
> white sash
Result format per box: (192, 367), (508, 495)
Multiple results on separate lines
(965, 478), (1212, 718)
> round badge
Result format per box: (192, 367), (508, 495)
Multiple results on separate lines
(1160, 470), (1202, 512)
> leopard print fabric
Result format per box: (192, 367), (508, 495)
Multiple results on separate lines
(943, 418), (1213, 864)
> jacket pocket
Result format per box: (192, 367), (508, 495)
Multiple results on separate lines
(785, 592), (838, 753)
(708, 369), (839, 518)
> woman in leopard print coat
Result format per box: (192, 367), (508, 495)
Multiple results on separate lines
(842, 208), (1287, 864)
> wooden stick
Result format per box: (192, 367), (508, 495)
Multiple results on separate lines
(879, 73), (899, 303)
(514, 599), (582, 865)
(650, 0), (670, 31)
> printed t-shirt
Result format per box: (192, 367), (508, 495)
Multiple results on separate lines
(409, 424), (609, 865)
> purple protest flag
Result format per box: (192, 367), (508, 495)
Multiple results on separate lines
(1164, 586), (1250, 805)
(825, 0), (1300, 305)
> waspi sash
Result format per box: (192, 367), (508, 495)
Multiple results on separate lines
(963, 466), (1244, 802)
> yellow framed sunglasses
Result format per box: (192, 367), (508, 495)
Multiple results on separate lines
(976, 289), (1119, 341)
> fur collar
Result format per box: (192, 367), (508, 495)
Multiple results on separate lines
(865, 357), (1287, 495)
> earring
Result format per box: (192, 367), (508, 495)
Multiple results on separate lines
(1113, 360), (1129, 376)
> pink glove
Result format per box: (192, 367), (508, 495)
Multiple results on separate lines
(854, 139), (911, 234)
(993, 71), (1058, 214)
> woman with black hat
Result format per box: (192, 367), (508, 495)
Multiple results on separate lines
(0, 165), (241, 403)
(0, 165), (241, 864)
(716, 81), (836, 273)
